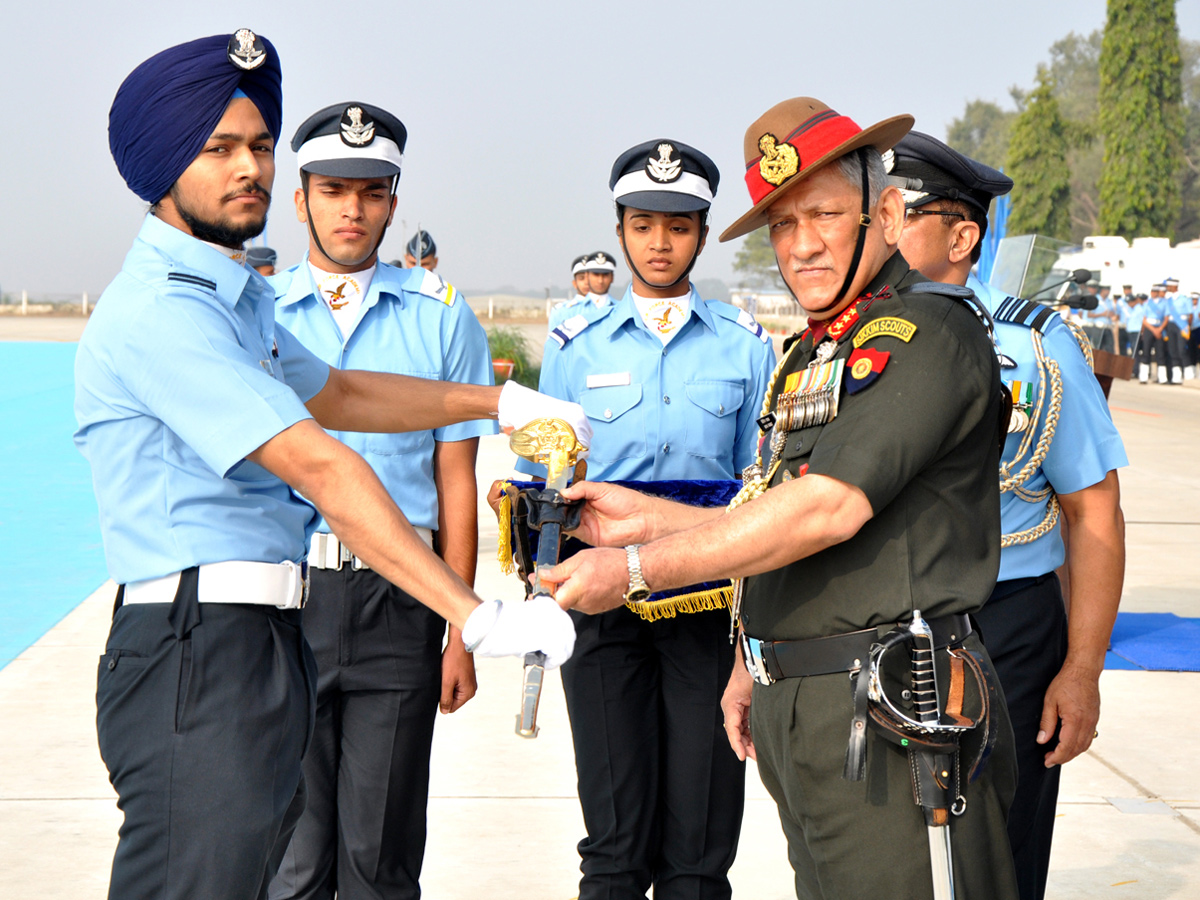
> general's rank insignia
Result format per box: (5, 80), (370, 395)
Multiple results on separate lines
(852, 316), (917, 348)
(845, 347), (889, 394)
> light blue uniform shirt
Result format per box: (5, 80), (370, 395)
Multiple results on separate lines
(1086, 295), (1114, 323)
(1170, 293), (1194, 336)
(1126, 301), (1146, 332)
(74, 215), (330, 584)
(1143, 295), (1167, 326)
(548, 293), (614, 332)
(971, 275), (1128, 580)
(519, 285), (775, 482)
(273, 259), (496, 532)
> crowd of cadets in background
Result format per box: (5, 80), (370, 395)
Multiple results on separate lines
(1073, 281), (1200, 384)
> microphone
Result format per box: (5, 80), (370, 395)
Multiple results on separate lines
(1060, 293), (1100, 310)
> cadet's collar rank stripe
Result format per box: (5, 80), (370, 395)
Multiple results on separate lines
(845, 347), (889, 394)
(851, 316), (917, 348)
(167, 272), (218, 291)
(549, 313), (592, 347)
(736, 308), (769, 342)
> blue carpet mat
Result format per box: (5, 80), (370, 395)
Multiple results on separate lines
(0, 342), (107, 669)
(1106, 612), (1200, 672)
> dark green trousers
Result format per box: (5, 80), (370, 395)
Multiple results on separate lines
(750, 632), (1019, 900)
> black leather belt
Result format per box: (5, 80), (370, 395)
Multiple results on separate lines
(742, 613), (972, 684)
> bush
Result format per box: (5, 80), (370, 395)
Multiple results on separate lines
(486, 326), (540, 388)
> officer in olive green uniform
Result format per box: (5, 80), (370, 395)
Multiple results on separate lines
(545, 97), (1019, 900)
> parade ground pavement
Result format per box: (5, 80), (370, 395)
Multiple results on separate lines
(2, 319), (1199, 898)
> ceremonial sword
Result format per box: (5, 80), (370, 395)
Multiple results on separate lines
(908, 611), (957, 900)
(508, 418), (584, 738)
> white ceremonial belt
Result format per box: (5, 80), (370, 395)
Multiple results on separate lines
(124, 560), (306, 610)
(308, 528), (434, 572)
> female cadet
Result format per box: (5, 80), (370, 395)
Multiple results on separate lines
(525, 140), (775, 900)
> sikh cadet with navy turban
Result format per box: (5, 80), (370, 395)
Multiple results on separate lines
(77, 29), (588, 900)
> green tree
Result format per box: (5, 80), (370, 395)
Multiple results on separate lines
(1098, 0), (1185, 238)
(1178, 39), (1200, 240)
(1043, 31), (1104, 239)
(732, 228), (785, 290)
(947, 100), (1015, 171)
(1006, 68), (1073, 240)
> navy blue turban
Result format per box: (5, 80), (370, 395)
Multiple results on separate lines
(109, 31), (283, 203)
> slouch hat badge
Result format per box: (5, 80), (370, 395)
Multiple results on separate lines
(340, 106), (376, 146)
(758, 134), (799, 186)
(646, 143), (683, 183)
(227, 29), (266, 70)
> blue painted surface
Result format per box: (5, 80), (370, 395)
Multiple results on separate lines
(1107, 611), (1200, 672)
(0, 342), (108, 669)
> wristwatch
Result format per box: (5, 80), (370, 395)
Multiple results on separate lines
(623, 544), (651, 603)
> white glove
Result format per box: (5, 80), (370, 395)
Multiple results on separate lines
(497, 381), (594, 452)
(461, 596), (577, 669)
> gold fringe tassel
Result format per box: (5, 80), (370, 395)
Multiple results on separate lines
(496, 481), (515, 575)
(626, 584), (734, 622)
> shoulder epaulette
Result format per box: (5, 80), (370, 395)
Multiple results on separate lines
(409, 268), (457, 307)
(711, 301), (770, 343)
(990, 294), (1060, 334)
(905, 280), (995, 337)
(166, 271), (217, 292)
(548, 312), (601, 348)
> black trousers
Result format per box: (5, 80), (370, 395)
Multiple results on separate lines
(269, 567), (444, 900)
(561, 605), (745, 900)
(1156, 322), (1187, 371)
(97, 570), (316, 900)
(975, 574), (1069, 900)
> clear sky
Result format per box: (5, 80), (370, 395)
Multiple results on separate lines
(3, 0), (1197, 298)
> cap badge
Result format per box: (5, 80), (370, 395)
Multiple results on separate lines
(758, 134), (800, 186)
(228, 29), (266, 70)
(646, 143), (682, 183)
(340, 107), (376, 147)
(594, 253), (609, 264)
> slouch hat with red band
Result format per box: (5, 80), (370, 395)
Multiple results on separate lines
(720, 97), (912, 242)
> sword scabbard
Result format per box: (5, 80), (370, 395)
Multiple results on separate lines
(515, 650), (546, 738)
